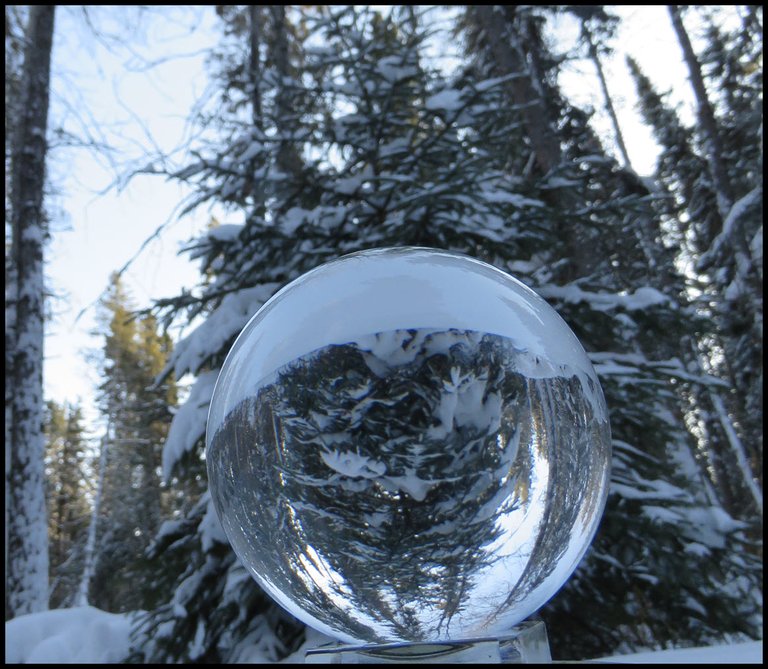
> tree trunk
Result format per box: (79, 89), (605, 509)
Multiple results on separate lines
(7, 4), (55, 619)
(249, 6), (262, 128)
(469, 5), (562, 175)
(668, 5), (733, 218)
(270, 5), (303, 180)
(76, 430), (110, 607)
(582, 23), (632, 169)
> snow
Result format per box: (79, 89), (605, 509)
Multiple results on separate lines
(538, 284), (671, 312)
(5, 606), (761, 663)
(696, 185), (762, 271)
(479, 187), (545, 208)
(474, 73), (523, 92)
(334, 176), (364, 195)
(375, 56), (418, 83)
(5, 606), (138, 663)
(238, 141), (265, 162)
(380, 472), (435, 502)
(161, 369), (219, 481)
(280, 206), (312, 234)
(205, 223), (243, 243)
(425, 88), (463, 111)
(167, 282), (280, 378)
(596, 640), (762, 664)
(610, 477), (690, 502)
(575, 153), (611, 165)
(319, 449), (387, 479)
(199, 492), (229, 552)
(750, 225), (762, 263)
(542, 176), (581, 188)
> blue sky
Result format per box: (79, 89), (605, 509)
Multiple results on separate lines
(43, 6), (220, 426)
(41, 5), (720, 432)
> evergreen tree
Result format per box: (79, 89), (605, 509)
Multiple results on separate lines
(458, 4), (760, 657)
(627, 56), (743, 513)
(84, 275), (178, 613)
(627, 7), (762, 518)
(566, 5), (632, 169)
(131, 5), (760, 661)
(693, 8), (763, 503)
(667, 6), (737, 218)
(43, 400), (90, 608)
(133, 6), (544, 661)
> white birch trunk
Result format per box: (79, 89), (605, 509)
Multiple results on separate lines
(7, 4), (55, 618)
(75, 430), (110, 607)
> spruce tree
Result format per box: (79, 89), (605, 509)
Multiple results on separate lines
(86, 276), (178, 613)
(44, 400), (90, 608)
(458, 4), (760, 657)
(566, 5), (632, 169)
(694, 8), (763, 502)
(131, 5), (761, 661)
(133, 6), (550, 661)
(627, 7), (762, 517)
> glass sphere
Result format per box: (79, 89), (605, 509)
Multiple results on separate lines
(206, 247), (611, 644)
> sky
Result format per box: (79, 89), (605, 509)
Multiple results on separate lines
(43, 6), (220, 428)
(40, 5), (727, 433)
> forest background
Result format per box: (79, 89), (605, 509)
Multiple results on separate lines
(5, 4), (762, 663)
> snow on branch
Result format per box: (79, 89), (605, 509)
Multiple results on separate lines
(538, 284), (672, 312)
(165, 283), (279, 380)
(161, 370), (219, 482)
(589, 352), (727, 387)
(696, 185), (762, 272)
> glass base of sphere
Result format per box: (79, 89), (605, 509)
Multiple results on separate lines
(304, 619), (551, 664)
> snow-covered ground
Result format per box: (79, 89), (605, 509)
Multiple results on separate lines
(4, 606), (137, 664)
(598, 641), (762, 664)
(5, 606), (762, 663)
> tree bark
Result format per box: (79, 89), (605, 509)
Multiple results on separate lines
(470, 5), (562, 175)
(249, 6), (262, 128)
(668, 5), (733, 219)
(7, 4), (55, 618)
(76, 428), (110, 607)
(270, 5), (303, 180)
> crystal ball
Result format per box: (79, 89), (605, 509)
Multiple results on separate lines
(206, 247), (611, 644)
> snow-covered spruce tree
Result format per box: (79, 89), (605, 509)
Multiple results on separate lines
(459, 4), (761, 658)
(130, 5), (759, 661)
(627, 55), (762, 520)
(6, 4), (55, 619)
(130, 6), (567, 662)
(628, 6), (762, 518)
(43, 401), (90, 609)
(128, 7), (322, 662)
(693, 8), (763, 502)
(671, 6), (763, 449)
(667, 7), (763, 377)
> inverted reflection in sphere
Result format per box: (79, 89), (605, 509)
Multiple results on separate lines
(206, 247), (611, 644)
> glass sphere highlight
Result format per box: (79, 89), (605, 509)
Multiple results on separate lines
(206, 247), (611, 644)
